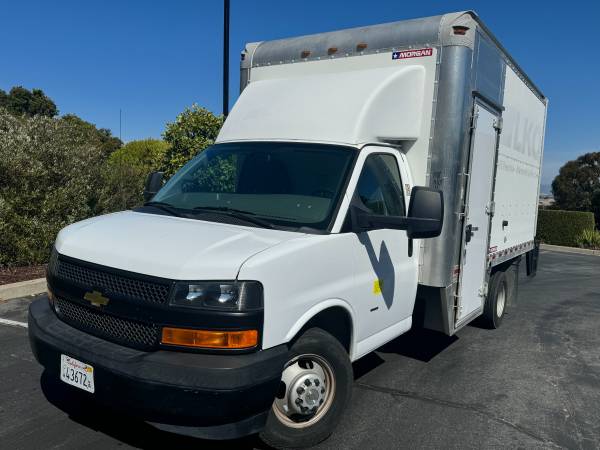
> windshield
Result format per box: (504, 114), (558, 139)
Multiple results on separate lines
(151, 142), (356, 231)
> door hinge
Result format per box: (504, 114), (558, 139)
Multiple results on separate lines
(471, 112), (479, 130)
(493, 117), (503, 132)
(478, 283), (488, 297)
(485, 201), (495, 216)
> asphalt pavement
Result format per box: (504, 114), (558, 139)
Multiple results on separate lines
(1, 250), (599, 449)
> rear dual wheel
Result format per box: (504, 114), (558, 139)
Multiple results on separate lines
(260, 328), (352, 449)
(481, 270), (508, 329)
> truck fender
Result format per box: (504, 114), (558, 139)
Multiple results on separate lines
(284, 299), (356, 358)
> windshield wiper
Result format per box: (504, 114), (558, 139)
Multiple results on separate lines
(192, 206), (274, 229)
(143, 201), (183, 217)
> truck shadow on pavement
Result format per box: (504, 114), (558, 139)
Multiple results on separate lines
(353, 327), (458, 380)
(40, 371), (271, 449)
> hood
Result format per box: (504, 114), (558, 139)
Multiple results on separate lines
(55, 211), (298, 280)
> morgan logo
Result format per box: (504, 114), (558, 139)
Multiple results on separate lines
(392, 48), (433, 60)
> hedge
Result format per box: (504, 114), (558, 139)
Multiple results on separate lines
(536, 209), (596, 247)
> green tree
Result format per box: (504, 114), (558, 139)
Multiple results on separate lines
(61, 114), (122, 156)
(552, 152), (600, 227)
(100, 139), (170, 210)
(0, 86), (58, 117)
(161, 104), (223, 177)
(0, 109), (108, 266)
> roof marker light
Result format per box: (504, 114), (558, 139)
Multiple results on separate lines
(453, 25), (469, 35)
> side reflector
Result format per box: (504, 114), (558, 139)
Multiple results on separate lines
(161, 328), (258, 349)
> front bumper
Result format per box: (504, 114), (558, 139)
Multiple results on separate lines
(28, 297), (288, 439)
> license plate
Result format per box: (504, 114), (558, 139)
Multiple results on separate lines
(60, 354), (95, 393)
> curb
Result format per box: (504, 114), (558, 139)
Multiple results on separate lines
(0, 278), (46, 303)
(540, 243), (600, 256)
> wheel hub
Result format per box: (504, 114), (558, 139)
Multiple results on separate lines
(289, 373), (326, 414)
(273, 354), (335, 428)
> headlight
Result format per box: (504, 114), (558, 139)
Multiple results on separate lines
(169, 281), (263, 311)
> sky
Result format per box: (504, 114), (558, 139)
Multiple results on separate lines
(2, 0), (599, 188)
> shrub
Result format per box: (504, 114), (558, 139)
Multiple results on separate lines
(0, 109), (108, 266)
(161, 105), (223, 177)
(575, 229), (600, 250)
(536, 209), (596, 247)
(100, 139), (170, 210)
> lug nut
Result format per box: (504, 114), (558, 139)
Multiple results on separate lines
(301, 406), (308, 413)
(314, 379), (320, 386)
(296, 386), (305, 395)
(320, 398), (324, 405)
(296, 398), (303, 404)
(304, 379), (312, 386)
(321, 387), (325, 394)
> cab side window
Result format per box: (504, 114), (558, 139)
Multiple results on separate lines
(355, 154), (405, 216)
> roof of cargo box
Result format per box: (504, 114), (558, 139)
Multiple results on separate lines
(242, 11), (544, 101)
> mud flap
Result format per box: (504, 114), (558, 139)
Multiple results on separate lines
(526, 240), (540, 277)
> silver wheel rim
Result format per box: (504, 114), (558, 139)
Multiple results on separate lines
(272, 354), (336, 429)
(496, 283), (506, 318)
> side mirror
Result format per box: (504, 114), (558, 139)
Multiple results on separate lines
(143, 171), (164, 202)
(350, 186), (443, 239)
(405, 186), (444, 239)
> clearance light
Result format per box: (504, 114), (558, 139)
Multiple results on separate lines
(161, 327), (258, 349)
(356, 42), (368, 51)
(301, 50), (311, 58)
(327, 47), (338, 55)
(453, 26), (469, 35)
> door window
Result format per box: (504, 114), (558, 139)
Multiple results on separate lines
(355, 154), (405, 216)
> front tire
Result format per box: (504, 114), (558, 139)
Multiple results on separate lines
(260, 328), (352, 449)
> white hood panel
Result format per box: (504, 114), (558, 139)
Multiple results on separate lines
(55, 211), (297, 280)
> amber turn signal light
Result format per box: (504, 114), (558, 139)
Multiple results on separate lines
(161, 327), (258, 349)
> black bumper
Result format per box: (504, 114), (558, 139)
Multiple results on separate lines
(28, 297), (288, 439)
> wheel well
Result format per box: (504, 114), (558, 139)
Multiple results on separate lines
(491, 254), (522, 274)
(295, 307), (353, 354)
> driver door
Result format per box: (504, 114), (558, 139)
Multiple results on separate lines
(345, 148), (419, 354)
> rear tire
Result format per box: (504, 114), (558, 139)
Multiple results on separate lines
(481, 270), (508, 329)
(260, 328), (352, 449)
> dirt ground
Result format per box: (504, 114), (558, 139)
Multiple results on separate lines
(0, 265), (46, 285)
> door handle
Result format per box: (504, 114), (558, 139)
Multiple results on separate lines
(465, 224), (478, 243)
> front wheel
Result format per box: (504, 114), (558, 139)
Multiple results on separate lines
(260, 328), (353, 449)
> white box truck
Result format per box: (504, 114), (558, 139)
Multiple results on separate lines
(29, 11), (546, 448)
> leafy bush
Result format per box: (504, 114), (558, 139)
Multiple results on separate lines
(575, 229), (600, 250)
(536, 209), (596, 247)
(0, 109), (109, 266)
(161, 105), (223, 177)
(100, 139), (170, 210)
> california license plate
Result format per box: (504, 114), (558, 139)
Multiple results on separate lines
(60, 354), (95, 393)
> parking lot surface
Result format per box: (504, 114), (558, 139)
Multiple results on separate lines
(1, 250), (599, 449)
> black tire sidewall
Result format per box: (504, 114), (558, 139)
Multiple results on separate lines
(486, 270), (508, 328)
(260, 328), (353, 449)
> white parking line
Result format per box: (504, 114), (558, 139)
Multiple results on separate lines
(0, 317), (28, 328)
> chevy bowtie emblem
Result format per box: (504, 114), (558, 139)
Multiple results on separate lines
(84, 290), (109, 307)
